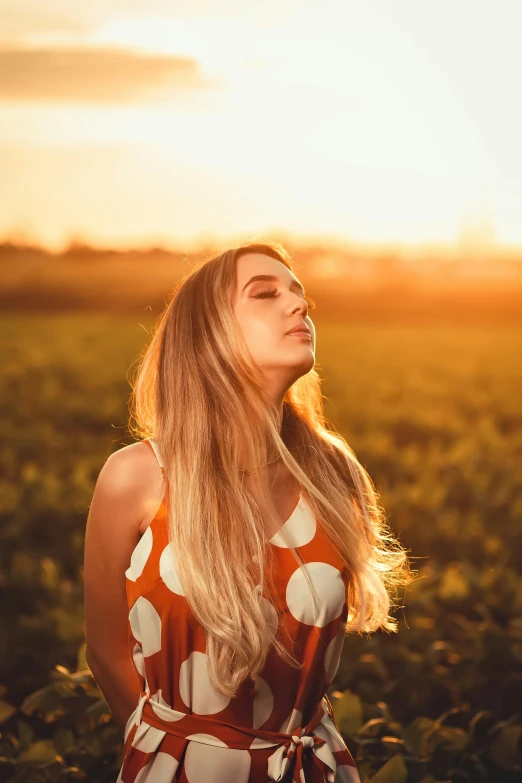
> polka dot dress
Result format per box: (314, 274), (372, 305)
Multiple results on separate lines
(117, 439), (361, 783)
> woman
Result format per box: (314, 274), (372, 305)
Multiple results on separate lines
(83, 240), (412, 782)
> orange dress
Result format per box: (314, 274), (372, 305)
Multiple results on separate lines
(116, 439), (361, 782)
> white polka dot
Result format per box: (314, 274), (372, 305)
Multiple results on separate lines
(132, 643), (147, 680)
(148, 689), (187, 723)
(324, 623), (346, 683)
(134, 751), (180, 782)
(125, 526), (153, 581)
(129, 596), (162, 657)
(159, 542), (185, 595)
(315, 716), (347, 752)
(184, 736), (251, 783)
(268, 497), (316, 548)
(279, 708), (302, 734)
(179, 651), (231, 714)
(286, 562), (346, 627)
(131, 723), (166, 753)
(253, 676), (274, 728)
(150, 688), (170, 708)
(335, 763), (361, 782)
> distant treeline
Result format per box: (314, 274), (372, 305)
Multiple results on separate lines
(2, 240), (522, 324)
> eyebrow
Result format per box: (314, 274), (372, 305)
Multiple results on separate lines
(241, 274), (305, 296)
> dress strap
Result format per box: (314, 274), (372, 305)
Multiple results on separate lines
(145, 438), (165, 471)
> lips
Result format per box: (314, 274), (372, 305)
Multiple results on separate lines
(286, 324), (311, 337)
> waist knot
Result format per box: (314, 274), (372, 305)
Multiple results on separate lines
(127, 689), (339, 782)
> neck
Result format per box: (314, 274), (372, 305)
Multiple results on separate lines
(237, 402), (284, 474)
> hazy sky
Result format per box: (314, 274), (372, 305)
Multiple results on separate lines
(1, 0), (521, 250)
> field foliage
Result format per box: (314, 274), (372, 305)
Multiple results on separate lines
(0, 310), (521, 782)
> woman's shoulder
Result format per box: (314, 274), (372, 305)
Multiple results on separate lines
(100, 441), (165, 530)
(105, 440), (159, 480)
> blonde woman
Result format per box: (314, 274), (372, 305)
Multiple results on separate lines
(83, 240), (412, 782)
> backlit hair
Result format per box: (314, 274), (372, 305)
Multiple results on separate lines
(129, 239), (413, 698)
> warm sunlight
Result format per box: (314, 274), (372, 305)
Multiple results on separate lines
(0, 0), (520, 250)
(3, 8), (521, 783)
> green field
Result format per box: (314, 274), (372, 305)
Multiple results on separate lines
(1, 312), (521, 782)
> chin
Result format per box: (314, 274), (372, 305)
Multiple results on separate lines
(294, 353), (315, 374)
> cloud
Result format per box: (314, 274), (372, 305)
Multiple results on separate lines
(0, 46), (223, 103)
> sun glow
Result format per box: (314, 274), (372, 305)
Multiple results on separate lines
(0, 1), (520, 248)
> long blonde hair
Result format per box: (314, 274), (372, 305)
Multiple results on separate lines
(129, 239), (413, 698)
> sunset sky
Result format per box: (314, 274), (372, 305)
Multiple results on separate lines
(1, 0), (521, 251)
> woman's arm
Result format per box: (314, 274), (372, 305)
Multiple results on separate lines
(83, 444), (156, 734)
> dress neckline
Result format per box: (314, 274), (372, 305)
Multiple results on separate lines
(132, 451), (304, 558)
(265, 488), (303, 543)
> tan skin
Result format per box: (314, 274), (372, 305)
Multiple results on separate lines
(83, 253), (315, 732)
(232, 252), (316, 534)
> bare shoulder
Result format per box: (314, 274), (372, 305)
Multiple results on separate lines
(96, 441), (165, 533)
(83, 440), (164, 665)
(100, 440), (153, 490)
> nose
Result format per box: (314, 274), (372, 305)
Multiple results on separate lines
(290, 295), (308, 318)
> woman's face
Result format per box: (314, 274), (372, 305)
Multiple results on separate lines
(233, 253), (315, 400)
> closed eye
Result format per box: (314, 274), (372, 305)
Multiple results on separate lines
(253, 290), (315, 309)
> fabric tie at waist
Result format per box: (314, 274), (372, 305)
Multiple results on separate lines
(126, 688), (340, 782)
